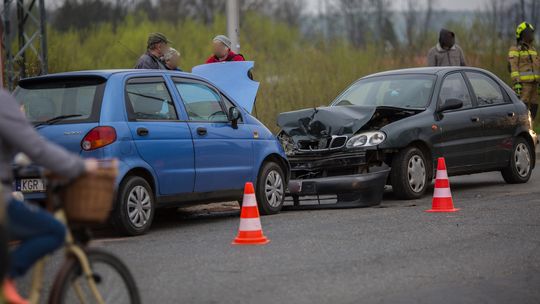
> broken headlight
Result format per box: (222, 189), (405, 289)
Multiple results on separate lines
(346, 131), (386, 148)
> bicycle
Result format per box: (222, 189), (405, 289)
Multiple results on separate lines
(13, 161), (141, 304)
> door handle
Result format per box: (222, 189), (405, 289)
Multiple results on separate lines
(470, 116), (480, 122)
(197, 127), (207, 136)
(507, 112), (515, 117)
(137, 127), (149, 136)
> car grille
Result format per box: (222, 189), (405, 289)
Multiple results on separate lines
(329, 136), (347, 149)
(298, 135), (348, 152)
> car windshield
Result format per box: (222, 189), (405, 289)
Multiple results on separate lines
(331, 74), (436, 108)
(13, 78), (105, 124)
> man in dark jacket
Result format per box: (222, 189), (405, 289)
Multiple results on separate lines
(205, 35), (245, 64)
(0, 90), (98, 303)
(427, 29), (467, 66)
(134, 32), (171, 69)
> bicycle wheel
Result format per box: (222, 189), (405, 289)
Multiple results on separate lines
(48, 248), (141, 304)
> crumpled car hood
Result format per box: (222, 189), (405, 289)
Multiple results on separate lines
(192, 61), (259, 113)
(277, 105), (422, 153)
(277, 106), (377, 138)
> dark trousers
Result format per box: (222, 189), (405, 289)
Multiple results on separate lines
(7, 199), (65, 278)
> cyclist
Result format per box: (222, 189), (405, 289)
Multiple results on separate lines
(0, 90), (98, 304)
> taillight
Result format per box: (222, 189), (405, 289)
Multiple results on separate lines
(81, 126), (117, 151)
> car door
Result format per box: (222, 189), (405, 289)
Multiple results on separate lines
(432, 72), (486, 173)
(124, 76), (195, 195)
(464, 71), (517, 168)
(172, 77), (254, 193)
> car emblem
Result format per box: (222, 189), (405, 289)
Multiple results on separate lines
(64, 131), (82, 135)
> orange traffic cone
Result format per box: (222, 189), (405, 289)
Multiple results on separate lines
(232, 182), (270, 245)
(426, 157), (459, 213)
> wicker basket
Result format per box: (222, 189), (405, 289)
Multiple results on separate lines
(62, 166), (118, 223)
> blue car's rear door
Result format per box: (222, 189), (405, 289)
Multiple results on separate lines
(171, 77), (254, 193)
(124, 76), (195, 195)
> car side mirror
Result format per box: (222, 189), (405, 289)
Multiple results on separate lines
(229, 107), (240, 129)
(439, 98), (463, 112)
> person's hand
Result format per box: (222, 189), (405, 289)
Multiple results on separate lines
(514, 83), (522, 97)
(85, 158), (100, 173)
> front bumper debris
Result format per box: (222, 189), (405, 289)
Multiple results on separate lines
(283, 165), (390, 210)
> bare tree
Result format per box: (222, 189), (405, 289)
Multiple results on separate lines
(368, 0), (396, 48)
(272, 0), (305, 27)
(332, 0), (369, 47)
(402, 0), (436, 51)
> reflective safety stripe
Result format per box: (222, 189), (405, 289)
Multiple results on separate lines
(242, 193), (257, 207)
(511, 71), (520, 78)
(433, 187), (452, 198)
(519, 74), (540, 81)
(508, 50), (538, 57)
(435, 169), (448, 180)
(238, 218), (262, 231)
(516, 71), (540, 81)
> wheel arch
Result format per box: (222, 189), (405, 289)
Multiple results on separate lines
(259, 153), (290, 183)
(517, 131), (536, 169)
(119, 167), (157, 199)
(385, 139), (434, 178)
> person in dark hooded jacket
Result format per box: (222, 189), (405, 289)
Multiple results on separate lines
(427, 29), (467, 66)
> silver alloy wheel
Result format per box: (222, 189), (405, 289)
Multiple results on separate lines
(126, 185), (152, 228)
(407, 154), (426, 193)
(265, 170), (284, 208)
(514, 142), (531, 177)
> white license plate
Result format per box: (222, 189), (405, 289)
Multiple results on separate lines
(20, 179), (46, 193)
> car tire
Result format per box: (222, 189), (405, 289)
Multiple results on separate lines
(391, 146), (430, 200)
(501, 136), (533, 184)
(111, 176), (155, 236)
(256, 161), (285, 215)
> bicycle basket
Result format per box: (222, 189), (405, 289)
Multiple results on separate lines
(61, 166), (118, 223)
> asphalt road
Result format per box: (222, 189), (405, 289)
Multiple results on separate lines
(18, 158), (540, 304)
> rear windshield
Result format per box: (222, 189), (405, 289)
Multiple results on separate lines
(13, 77), (106, 124)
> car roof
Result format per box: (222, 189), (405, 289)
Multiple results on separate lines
(363, 66), (494, 78)
(18, 69), (206, 83)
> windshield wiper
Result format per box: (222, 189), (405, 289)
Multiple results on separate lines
(34, 114), (83, 128)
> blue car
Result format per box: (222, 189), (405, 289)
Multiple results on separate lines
(13, 62), (289, 235)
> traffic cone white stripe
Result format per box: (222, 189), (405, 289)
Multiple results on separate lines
(238, 218), (262, 231)
(433, 187), (452, 198)
(436, 169), (448, 180)
(242, 193), (257, 207)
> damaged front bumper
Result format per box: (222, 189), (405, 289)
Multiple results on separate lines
(285, 167), (390, 210)
(283, 149), (390, 210)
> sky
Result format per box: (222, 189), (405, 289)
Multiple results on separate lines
(394, 0), (487, 11)
(305, 0), (487, 13)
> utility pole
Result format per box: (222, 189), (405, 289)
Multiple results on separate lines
(226, 0), (240, 52)
(2, 0), (48, 90)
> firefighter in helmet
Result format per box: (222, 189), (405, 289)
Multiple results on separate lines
(508, 22), (540, 120)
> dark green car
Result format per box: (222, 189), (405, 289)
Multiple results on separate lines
(278, 67), (538, 207)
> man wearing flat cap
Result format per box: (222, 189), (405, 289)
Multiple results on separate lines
(135, 32), (171, 69)
(205, 35), (245, 64)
